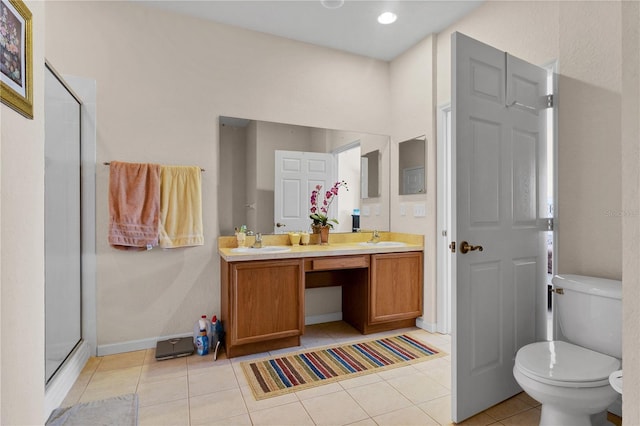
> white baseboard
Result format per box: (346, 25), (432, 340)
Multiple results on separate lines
(97, 332), (191, 356)
(305, 312), (342, 325)
(44, 340), (90, 420)
(416, 317), (438, 333)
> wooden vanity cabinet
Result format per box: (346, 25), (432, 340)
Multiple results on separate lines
(220, 250), (423, 357)
(221, 258), (304, 358)
(365, 251), (423, 333)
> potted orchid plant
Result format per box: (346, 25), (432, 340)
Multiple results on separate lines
(309, 180), (348, 232)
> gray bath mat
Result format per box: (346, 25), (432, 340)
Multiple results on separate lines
(46, 393), (138, 426)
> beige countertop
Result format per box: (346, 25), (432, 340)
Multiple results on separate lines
(218, 231), (423, 262)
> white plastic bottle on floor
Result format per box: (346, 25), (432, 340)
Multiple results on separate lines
(193, 315), (212, 345)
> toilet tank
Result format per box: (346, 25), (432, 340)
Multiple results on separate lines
(553, 274), (622, 358)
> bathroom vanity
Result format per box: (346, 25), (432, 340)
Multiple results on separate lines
(218, 232), (423, 357)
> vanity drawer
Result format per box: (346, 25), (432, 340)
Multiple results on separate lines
(305, 255), (369, 271)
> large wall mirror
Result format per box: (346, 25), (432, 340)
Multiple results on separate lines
(399, 135), (426, 195)
(219, 116), (390, 235)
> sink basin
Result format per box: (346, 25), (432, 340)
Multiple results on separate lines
(358, 241), (406, 247)
(230, 246), (291, 253)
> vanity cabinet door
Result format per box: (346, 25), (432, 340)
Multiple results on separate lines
(229, 259), (304, 347)
(370, 252), (423, 324)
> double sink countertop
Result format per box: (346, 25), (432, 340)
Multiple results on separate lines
(218, 231), (424, 262)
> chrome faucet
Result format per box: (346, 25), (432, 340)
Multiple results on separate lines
(251, 232), (263, 248)
(369, 230), (380, 244)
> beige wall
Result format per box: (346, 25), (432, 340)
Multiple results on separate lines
(621, 0), (640, 422)
(23, 0), (637, 420)
(389, 35), (437, 325)
(45, 1), (391, 348)
(1, 1), (46, 423)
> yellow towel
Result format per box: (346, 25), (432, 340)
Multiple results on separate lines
(108, 161), (161, 250)
(159, 165), (204, 248)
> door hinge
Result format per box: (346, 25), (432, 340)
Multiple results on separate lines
(539, 218), (554, 231)
(546, 94), (554, 108)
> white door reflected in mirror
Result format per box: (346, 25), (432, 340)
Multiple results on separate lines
(399, 136), (426, 195)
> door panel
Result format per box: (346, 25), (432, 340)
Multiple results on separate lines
(452, 32), (549, 422)
(274, 150), (335, 233)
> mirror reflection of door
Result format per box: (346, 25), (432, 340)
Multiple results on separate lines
(361, 150), (381, 198)
(274, 150), (335, 233)
(402, 166), (425, 194)
(399, 136), (426, 195)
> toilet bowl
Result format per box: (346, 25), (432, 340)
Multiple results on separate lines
(513, 275), (622, 426)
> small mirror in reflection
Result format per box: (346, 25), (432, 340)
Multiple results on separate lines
(361, 149), (381, 199)
(399, 136), (426, 195)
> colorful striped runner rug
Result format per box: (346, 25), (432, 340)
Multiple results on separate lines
(241, 334), (446, 400)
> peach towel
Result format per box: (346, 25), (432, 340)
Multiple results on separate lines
(159, 165), (204, 248)
(108, 161), (161, 250)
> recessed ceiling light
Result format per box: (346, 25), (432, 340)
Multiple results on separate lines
(377, 11), (397, 25)
(321, 0), (344, 9)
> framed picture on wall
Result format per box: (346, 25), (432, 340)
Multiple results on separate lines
(0, 0), (33, 119)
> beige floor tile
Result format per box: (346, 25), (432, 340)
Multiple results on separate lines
(96, 350), (146, 371)
(138, 397), (189, 426)
(239, 385), (299, 412)
(249, 401), (315, 425)
(85, 366), (141, 390)
(302, 390), (369, 425)
(189, 364), (239, 397)
(499, 407), (541, 425)
(187, 357), (233, 376)
(513, 391), (540, 407)
(347, 380), (412, 417)
(139, 357), (187, 384)
(189, 388), (248, 424)
(295, 382), (343, 401)
(421, 364), (451, 389)
(339, 372), (383, 390)
(418, 394), (453, 425)
(80, 356), (101, 375)
(200, 413), (253, 426)
(387, 371), (450, 404)
(78, 383), (138, 403)
(346, 419), (377, 426)
(456, 412), (498, 425)
(377, 364), (421, 381)
(373, 405), (440, 426)
(136, 375), (188, 407)
(60, 382), (85, 407)
(484, 396), (534, 421)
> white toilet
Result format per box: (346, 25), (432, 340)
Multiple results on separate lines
(513, 274), (622, 426)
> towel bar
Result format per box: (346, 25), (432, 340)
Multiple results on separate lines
(103, 162), (204, 172)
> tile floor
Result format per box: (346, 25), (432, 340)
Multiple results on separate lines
(62, 321), (547, 425)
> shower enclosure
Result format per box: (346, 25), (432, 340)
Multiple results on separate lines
(44, 63), (82, 383)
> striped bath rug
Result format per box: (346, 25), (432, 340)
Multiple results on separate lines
(241, 334), (446, 400)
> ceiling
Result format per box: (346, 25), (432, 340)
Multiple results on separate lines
(139, 1), (484, 61)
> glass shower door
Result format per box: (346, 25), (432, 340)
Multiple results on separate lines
(44, 64), (82, 383)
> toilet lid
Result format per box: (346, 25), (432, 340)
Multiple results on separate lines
(516, 341), (620, 387)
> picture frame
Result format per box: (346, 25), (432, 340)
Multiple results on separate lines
(1, 0), (33, 119)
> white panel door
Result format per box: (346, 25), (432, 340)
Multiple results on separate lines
(274, 150), (335, 233)
(451, 32), (549, 422)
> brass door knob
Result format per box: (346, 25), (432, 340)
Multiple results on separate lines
(275, 222), (286, 228)
(459, 241), (484, 254)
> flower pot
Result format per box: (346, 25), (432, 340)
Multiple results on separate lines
(312, 224), (330, 245)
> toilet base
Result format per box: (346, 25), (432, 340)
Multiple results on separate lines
(540, 405), (610, 426)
